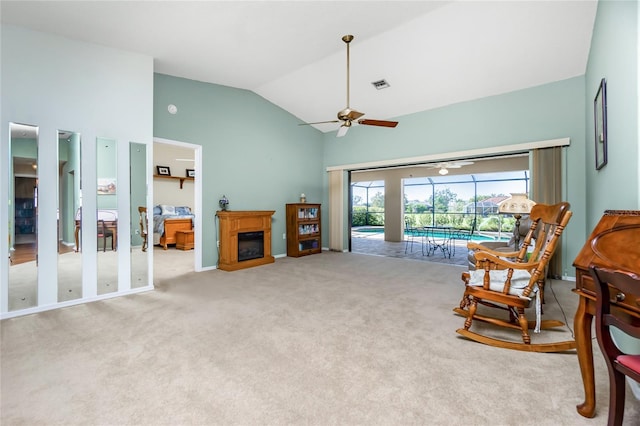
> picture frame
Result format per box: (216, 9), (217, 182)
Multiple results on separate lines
(156, 166), (171, 176)
(97, 178), (117, 195)
(186, 169), (195, 178)
(594, 78), (607, 170)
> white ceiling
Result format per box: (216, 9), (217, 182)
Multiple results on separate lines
(1, 1), (598, 133)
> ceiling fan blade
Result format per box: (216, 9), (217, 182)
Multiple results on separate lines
(336, 124), (350, 137)
(357, 119), (399, 128)
(299, 120), (340, 126)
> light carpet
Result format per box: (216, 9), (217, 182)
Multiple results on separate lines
(1, 251), (638, 425)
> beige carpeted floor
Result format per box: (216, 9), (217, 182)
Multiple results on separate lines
(1, 250), (638, 425)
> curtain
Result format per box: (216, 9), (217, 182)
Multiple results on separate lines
(531, 146), (563, 278)
(328, 170), (344, 251)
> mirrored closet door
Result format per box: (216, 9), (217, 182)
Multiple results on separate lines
(96, 137), (118, 294)
(8, 122), (39, 311)
(57, 130), (83, 302)
(130, 142), (149, 288)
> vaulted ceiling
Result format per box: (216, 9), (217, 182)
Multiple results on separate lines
(1, 1), (598, 133)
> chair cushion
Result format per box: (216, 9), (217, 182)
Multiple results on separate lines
(468, 268), (541, 332)
(468, 269), (533, 297)
(618, 355), (640, 374)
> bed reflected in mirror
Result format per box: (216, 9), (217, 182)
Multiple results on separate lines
(57, 130), (82, 302)
(8, 122), (39, 311)
(130, 142), (148, 288)
(96, 137), (118, 294)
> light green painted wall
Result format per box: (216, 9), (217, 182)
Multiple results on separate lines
(585, 0), (639, 229)
(322, 77), (587, 276)
(153, 74), (324, 267)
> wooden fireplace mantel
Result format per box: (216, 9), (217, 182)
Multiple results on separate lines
(216, 210), (275, 271)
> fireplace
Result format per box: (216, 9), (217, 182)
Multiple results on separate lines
(216, 210), (275, 271)
(238, 231), (264, 261)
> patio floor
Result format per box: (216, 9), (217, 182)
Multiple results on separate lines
(350, 229), (470, 268)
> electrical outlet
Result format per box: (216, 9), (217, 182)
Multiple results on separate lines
(217, 240), (220, 247)
(283, 233), (286, 240)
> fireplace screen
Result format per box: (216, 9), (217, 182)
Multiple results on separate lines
(238, 231), (264, 262)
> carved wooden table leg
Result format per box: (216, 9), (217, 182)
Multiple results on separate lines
(574, 295), (596, 418)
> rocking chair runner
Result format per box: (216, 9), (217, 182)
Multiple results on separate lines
(453, 201), (576, 352)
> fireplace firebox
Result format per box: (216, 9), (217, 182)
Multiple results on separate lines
(238, 231), (264, 261)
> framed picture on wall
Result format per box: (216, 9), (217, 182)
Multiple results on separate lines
(156, 166), (171, 176)
(186, 169), (195, 178)
(594, 78), (607, 170)
(97, 178), (116, 195)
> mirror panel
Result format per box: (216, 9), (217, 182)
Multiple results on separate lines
(96, 137), (118, 294)
(130, 142), (148, 288)
(8, 123), (39, 310)
(57, 130), (82, 302)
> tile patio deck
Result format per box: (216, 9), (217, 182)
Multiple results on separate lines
(350, 230), (469, 268)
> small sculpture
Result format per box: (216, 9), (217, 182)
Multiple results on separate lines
(219, 195), (229, 211)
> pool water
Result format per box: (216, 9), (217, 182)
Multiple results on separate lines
(353, 227), (509, 242)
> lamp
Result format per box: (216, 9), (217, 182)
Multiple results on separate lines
(438, 167), (448, 175)
(498, 193), (536, 249)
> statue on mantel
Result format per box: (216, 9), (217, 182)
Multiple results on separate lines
(219, 195), (229, 211)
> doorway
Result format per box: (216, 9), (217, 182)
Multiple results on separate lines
(152, 138), (202, 282)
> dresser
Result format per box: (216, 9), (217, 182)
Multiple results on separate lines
(572, 210), (640, 418)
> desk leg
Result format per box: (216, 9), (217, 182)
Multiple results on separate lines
(574, 296), (596, 418)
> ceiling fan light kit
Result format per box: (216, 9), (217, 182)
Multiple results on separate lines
(300, 34), (399, 137)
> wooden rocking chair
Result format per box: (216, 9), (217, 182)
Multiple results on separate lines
(453, 202), (576, 352)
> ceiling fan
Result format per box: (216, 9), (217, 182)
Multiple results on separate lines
(300, 35), (399, 137)
(421, 161), (475, 175)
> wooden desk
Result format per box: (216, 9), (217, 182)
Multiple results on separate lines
(573, 210), (640, 418)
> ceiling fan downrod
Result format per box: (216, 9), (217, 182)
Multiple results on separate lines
(342, 34), (353, 109)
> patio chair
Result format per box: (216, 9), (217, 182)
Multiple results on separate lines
(453, 202), (575, 352)
(404, 219), (422, 254)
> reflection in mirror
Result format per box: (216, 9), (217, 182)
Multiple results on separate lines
(96, 137), (118, 294)
(58, 130), (82, 302)
(130, 142), (148, 288)
(8, 122), (39, 310)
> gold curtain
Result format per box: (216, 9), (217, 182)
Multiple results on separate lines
(531, 146), (563, 278)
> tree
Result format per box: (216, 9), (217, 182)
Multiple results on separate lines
(352, 195), (363, 206)
(428, 188), (457, 213)
(370, 191), (385, 209)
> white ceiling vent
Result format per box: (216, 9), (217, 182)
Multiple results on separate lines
(371, 79), (390, 90)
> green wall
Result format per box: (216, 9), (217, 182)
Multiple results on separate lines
(153, 74), (324, 267)
(584, 0), (639, 229)
(322, 77), (587, 276)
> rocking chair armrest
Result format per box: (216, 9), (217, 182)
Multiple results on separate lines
(467, 242), (519, 259)
(474, 251), (539, 271)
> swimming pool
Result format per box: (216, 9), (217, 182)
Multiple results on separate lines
(353, 227), (509, 242)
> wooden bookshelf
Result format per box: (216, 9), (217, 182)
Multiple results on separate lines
(286, 203), (321, 257)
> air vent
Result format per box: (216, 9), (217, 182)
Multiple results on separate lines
(371, 79), (390, 90)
